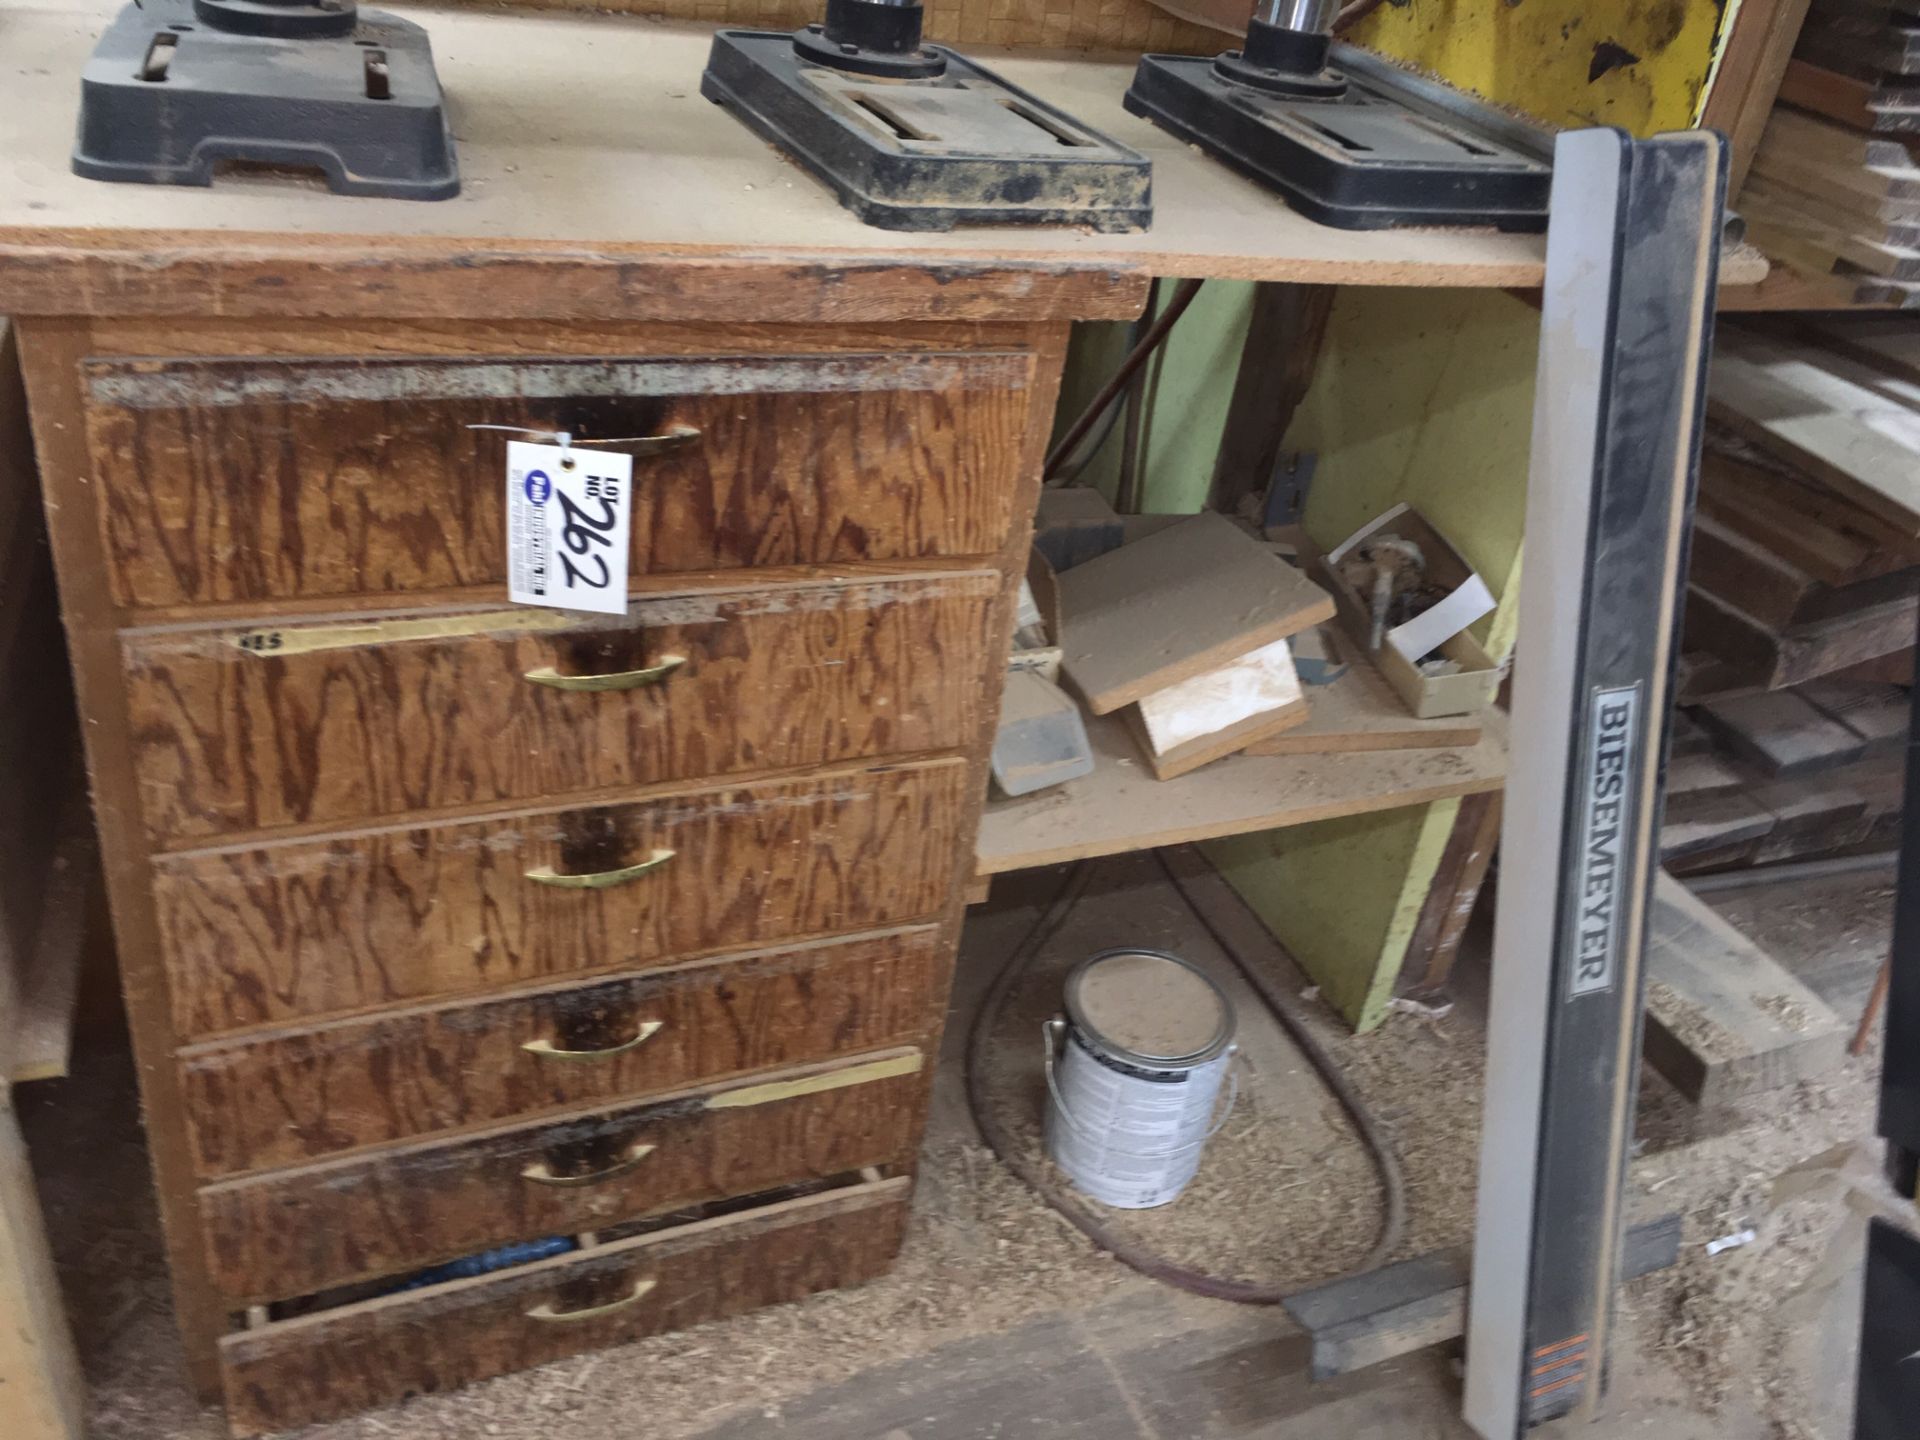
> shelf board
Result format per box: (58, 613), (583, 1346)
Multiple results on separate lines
(975, 707), (1507, 877)
(0, 0), (1766, 313)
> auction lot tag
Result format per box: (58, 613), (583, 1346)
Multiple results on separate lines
(506, 441), (633, 615)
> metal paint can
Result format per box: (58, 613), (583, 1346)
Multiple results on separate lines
(1043, 948), (1237, 1209)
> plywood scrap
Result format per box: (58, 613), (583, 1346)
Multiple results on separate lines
(975, 707), (1506, 877)
(1642, 874), (1847, 1106)
(1130, 635), (1309, 781)
(1057, 513), (1334, 715)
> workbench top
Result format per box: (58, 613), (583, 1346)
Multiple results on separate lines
(0, 0), (1767, 321)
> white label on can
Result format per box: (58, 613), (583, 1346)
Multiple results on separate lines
(1045, 1031), (1230, 1210)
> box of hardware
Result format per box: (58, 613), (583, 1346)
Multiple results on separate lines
(1318, 504), (1500, 719)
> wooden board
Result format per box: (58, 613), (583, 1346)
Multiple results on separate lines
(1709, 332), (1920, 536)
(6, 800), (91, 1085)
(1778, 58), (1920, 131)
(433, 0), (1227, 57)
(1697, 688), (1871, 775)
(1123, 695), (1309, 781)
(1683, 586), (1919, 690)
(1057, 514), (1334, 715)
(1242, 644), (1485, 756)
(973, 707), (1506, 876)
(1705, 0), (1818, 195)
(0, 1114), (84, 1440)
(1660, 789), (1779, 862)
(1799, 676), (1913, 749)
(1282, 1215), (1681, 1381)
(1802, 313), (1920, 384)
(1642, 873), (1848, 1106)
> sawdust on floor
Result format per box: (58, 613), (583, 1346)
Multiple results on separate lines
(23, 859), (1889, 1440)
(1648, 977), (1741, 1060)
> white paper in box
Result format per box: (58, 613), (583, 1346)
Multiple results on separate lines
(1326, 503), (1496, 664)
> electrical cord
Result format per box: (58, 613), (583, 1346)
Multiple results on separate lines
(964, 850), (1408, 1304)
(1043, 278), (1204, 484)
(1047, 278), (1159, 489)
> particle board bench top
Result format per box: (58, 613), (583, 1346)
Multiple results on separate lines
(0, 0), (1767, 321)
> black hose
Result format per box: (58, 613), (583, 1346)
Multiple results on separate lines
(1043, 279), (1204, 484)
(964, 851), (1408, 1304)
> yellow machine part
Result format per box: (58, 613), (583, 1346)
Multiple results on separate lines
(1345, 0), (1740, 136)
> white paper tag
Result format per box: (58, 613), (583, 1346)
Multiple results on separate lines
(506, 441), (632, 615)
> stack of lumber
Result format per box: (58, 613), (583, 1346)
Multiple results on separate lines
(1661, 677), (1908, 872)
(1759, 0), (1920, 303)
(1685, 322), (1920, 699)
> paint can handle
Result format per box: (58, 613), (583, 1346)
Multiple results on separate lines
(1041, 1018), (1241, 1154)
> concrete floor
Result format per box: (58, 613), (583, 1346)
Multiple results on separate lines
(17, 854), (1891, 1439)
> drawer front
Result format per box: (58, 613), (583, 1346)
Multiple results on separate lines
(220, 1177), (910, 1436)
(83, 351), (1033, 610)
(178, 926), (948, 1176)
(198, 1050), (924, 1302)
(154, 760), (966, 1038)
(125, 573), (998, 842)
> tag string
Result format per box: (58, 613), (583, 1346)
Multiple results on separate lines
(466, 424), (658, 449)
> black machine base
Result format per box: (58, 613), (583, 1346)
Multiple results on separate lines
(702, 29), (1151, 232)
(73, 0), (458, 200)
(1124, 48), (1550, 231)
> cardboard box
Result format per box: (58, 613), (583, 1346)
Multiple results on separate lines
(1318, 505), (1501, 719)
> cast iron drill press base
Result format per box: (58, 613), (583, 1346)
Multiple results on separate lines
(1125, 22), (1550, 231)
(702, 0), (1151, 232)
(74, 0), (458, 200)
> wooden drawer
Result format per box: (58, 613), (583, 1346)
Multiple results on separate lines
(154, 759), (966, 1038)
(198, 1049), (923, 1303)
(82, 351), (1034, 611)
(178, 926), (947, 1176)
(124, 572), (998, 842)
(219, 1175), (910, 1436)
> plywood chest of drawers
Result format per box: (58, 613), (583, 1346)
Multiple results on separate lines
(18, 315), (1069, 1434)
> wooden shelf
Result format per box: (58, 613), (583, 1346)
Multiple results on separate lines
(974, 708), (1507, 877)
(0, 0), (1767, 316)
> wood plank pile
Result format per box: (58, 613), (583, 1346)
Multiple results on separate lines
(1686, 319), (1920, 701)
(1661, 678), (1907, 872)
(1760, 0), (1920, 303)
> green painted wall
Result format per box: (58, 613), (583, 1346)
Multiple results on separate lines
(1207, 799), (1461, 1033)
(1051, 284), (1535, 1033)
(1289, 287), (1539, 662)
(1050, 281), (1257, 516)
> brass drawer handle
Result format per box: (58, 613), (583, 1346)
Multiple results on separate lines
(526, 1277), (657, 1324)
(627, 424), (701, 458)
(524, 849), (675, 890)
(523, 655), (686, 692)
(521, 1141), (656, 1188)
(521, 1020), (664, 1061)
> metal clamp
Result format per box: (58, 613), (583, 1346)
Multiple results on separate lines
(522, 656), (686, 692)
(524, 850), (676, 890)
(520, 1142), (656, 1188)
(1041, 1018), (1241, 1155)
(526, 1277), (657, 1324)
(521, 1020), (665, 1061)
